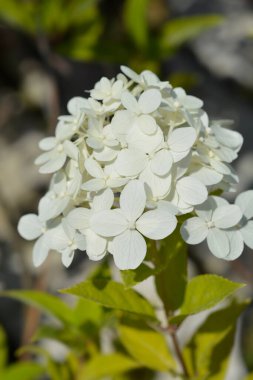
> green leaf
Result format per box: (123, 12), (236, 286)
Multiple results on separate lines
(244, 374), (253, 380)
(0, 325), (7, 369)
(123, 0), (150, 48)
(170, 275), (245, 324)
(0, 362), (44, 380)
(72, 298), (103, 327)
(61, 279), (156, 319)
(160, 15), (223, 53)
(78, 353), (140, 380)
(118, 321), (175, 372)
(155, 230), (187, 314)
(183, 300), (249, 379)
(0, 0), (36, 33)
(121, 263), (155, 288)
(0, 290), (74, 325)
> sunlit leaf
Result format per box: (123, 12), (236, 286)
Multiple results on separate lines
(243, 374), (253, 380)
(118, 321), (175, 372)
(0, 0), (36, 33)
(184, 300), (250, 379)
(160, 15), (223, 54)
(61, 279), (156, 319)
(0, 325), (7, 369)
(73, 298), (103, 327)
(170, 275), (245, 324)
(123, 0), (150, 48)
(0, 290), (74, 325)
(78, 353), (140, 380)
(121, 263), (155, 288)
(0, 362), (44, 380)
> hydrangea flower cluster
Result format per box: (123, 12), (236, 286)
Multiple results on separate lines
(18, 66), (253, 270)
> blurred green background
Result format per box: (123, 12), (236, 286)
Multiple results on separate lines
(0, 0), (253, 378)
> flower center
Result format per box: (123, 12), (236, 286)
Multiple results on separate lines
(128, 221), (136, 230)
(207, 220), (215, 228)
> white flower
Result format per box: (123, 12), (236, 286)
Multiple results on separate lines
(66, 188), (114, 261)
(35, 125), (79, 174)
(120, 65), (169, 90)
(48, 219), (86, 267)
(172, 88), (203, 111)
(90, 77), (125, 108)
(82, 158), (129, 192)
(90, 180), (177, 269)
(229, 190), (253, 253)
(180, 196), (243, 259)
(58, 97), (87, 134)
(18, 214), (52, 267)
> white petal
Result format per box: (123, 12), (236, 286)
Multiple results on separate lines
(38, 195), (70, 221)
(84, 157), (104, 179)
(207, 228), (229, 258)
(67, 96), (87, 115)
(111, 230), (146, 270)
(150, 149), (173, 176)
(120, 180), (146, 221)
(86, 229), (107, 257)
(75, 233), (87, 251)
(39, 153), (66, 174)
(195, 196), (222, 221)
(35, 151), (53, 165)
(49, 225), (69, 250)
(139, 163), (171, 198)
(168, 127), (196, 152)
(91, 188), (114, 211)
(61, 249), (74, 267)
(182, 95), (203, 109)
(18, 214), (42, 240)
(235, 190), (253, 220)
(63, 140), (78, 161)
(107, 177), (129, 189)
(138, 114), (157, 135)
(180, 217), (208, 244)
(210, 159), (231, 175)
(240, 220), (253, 249)
(191, 166), (223, 186)
(111, 110), (134, 142)
(86, 136), (103, 150)
(212, 205), (242, 229)
(82, 179), (105, 192)
(177, 176), (207, 206)
(127, 125), (163, 154)
(120, 65), (140, 83)
(212, 125), (243, 150)
(93, 146), (118, 162)
(225, 230), (244, 260)
(55, 121), (74, 140)
(115, 148), (147, 177)
(39, 137), (57, 151)
(136, 210), (177, 239)
(121, 91), (139, 113)
(138, 89), (162, 114)
(66, 208), (91, 230)
(90, 210), (127, 237)
(157, 200), (179, 215)
(32, 235), (49, 267)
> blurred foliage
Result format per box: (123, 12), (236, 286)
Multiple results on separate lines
(0, 0), (223, 74)
(0, 236), (249, 380)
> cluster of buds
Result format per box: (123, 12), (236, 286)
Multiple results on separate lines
(18, 66), (253, 270)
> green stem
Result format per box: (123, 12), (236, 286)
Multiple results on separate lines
(168, 325), (190, 379)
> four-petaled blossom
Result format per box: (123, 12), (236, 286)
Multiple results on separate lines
(90, 180), (177, 269)
(180, 196), (242, 259)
